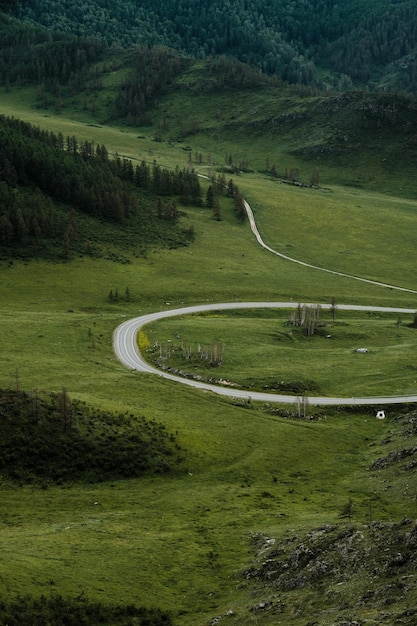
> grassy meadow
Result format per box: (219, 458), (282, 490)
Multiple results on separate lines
(1, 73), (417, 624)
(144, 309), (417, 397)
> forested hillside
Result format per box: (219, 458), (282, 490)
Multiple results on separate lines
(7, 0), (417, 91)
(0, 12), (104, 88)
(0, 114), (200, 259)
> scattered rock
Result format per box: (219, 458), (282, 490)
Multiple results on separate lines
(251, 600), (273, 612)
(209, 609), (235, 624)
(370, 446), (417, 470)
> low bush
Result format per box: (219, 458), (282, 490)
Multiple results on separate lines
(0, 594), (173, 625)
(0, 388), (183, 484)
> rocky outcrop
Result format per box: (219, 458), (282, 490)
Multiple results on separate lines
(241, 520), (417, 625)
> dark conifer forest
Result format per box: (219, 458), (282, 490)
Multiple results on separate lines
(0, 114), (201, 258)
(6, 0), (417, 91)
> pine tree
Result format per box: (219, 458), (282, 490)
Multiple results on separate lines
(212, 197), (222, 221)
(206, 185), (215, 208)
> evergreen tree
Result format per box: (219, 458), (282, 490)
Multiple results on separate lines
(212, 196), (222, 221)
(206, 184), (215, 208)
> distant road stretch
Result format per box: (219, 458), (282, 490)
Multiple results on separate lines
(243, 199), (417, 295)
(113, 302), (417, 407)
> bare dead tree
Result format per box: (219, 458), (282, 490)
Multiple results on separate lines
(330, 297), (337, 323)
(295, 394), (309, 418)
(288, 304), (322, 335)
(209, 342), (225, 367)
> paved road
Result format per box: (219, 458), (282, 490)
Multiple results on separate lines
(113, 302), (417, 406)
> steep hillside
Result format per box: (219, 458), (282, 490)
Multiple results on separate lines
(7, 0), (417, 91)
(102, 53), (417, 197)
(0, 113), (198, 259)
(2, 39), (415, 198)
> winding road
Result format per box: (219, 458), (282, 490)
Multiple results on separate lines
(113, 301), (417, 406)
(114, 189), (417, 406)
(243, 199), (417, 295)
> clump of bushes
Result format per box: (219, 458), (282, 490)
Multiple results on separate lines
(0, 388), (183, 484)
(0, 594), (173, 625)
(242, 377), (321, 394)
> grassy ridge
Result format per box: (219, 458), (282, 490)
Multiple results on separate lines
(245, 516), (417, 624)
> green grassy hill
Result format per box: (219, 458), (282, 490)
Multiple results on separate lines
(0, 30), (417, 626)
(3, 46), (417, 198)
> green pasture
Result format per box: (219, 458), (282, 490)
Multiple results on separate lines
(144, 310), (417, 397)
(2, 86), (417, 303)
(0, 206), (415, 623)
(1, 83), (417, 624)
(238, 176), (417, 293)
(0, 400), (400, 626)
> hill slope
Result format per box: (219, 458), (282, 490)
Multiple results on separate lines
(7, 0), (417, 91)
(1, 8), (417, 626)
(0, 112), (198, 259)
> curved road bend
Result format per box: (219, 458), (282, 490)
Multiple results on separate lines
(114, 302), (417, 406)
